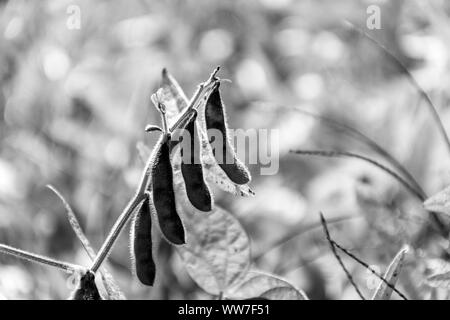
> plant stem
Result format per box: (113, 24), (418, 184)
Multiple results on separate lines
(293, 108), (426, 199)
(291, 149), (448, 238)
(0, 244), (80, 274)
(345, 20), (450, 155)
(291, 149), (424, 201)
(319, 212), (365, 300)
(89, 68), (220, 273)
(331, 240), (408, 300)
(252, 214), (359, 262)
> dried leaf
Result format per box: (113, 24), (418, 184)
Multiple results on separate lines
(158, 68), (188, 125)
(423, 185), (450, 216)
(48, 185), (125, 300)
(372, 246), (409, 300)
(427, 272), (450, 289)
(177, 206), (250, 296)
(228, 270), (308, 300)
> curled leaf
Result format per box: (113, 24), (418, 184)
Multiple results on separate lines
(47, 185), (125, 300)
(228, 270), (308, 300)
(159, 68), (189, 125)
(372, 246), (409, 300)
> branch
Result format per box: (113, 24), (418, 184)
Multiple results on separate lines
(290, 149), (424, 201)
(319, 212), (365, 300)
(253, 214), (359, 262)
(291, 149), (448, 238)
(344, 20), (450, 155)
(331, 241), (408, 300)
(0, 244), (81, 274)
(293, 108), (426, 199)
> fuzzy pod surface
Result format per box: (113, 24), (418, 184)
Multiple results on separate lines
(180, 113), (212, 212)
(70, 271), (102, 300)
(205, 84), (251, 185)
(131, 196), (156, 286)
(151, 138), (186, 245)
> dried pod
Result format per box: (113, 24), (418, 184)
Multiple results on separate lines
(131, 196), (156, 286)
(70, 270), (102, 300)
(151, 137), (186, 245)
(180, 113), (213, 212)
(205, 84), (251, 185)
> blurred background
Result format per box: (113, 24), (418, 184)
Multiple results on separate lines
(1, 0), (450, 299)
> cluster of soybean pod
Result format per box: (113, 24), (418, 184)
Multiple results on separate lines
(74, 66), (251, 299)
(130, 72), (249, 287)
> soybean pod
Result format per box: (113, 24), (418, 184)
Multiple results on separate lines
(180, 113), (213, 212)
(204, 84), (251, 185)
(70, 270), (102, 300)
(131, 195), (156, 286)
(151, 136), (186, 245)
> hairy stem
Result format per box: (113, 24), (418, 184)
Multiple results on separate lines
(0, 244), (81, 274)
(319, 212), (365, 299)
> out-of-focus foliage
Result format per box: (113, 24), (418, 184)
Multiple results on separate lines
(1, 0), (450, 299)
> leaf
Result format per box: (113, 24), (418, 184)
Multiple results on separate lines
(423, 185), (450, 216)
(158, 68), (188, 125)
(427, 272), (450, 289)
(47, 185), (125, 300)
(372, 246), (409, 300)
(177, 206), (251, 296)
(425, 258), (450, 289)
(158, 70), (254, 197)
(228, 270), (308, 300)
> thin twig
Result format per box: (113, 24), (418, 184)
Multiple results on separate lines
(0, 244), (81, 274)
(290, 149), (424, 201)
(47, 185), (125, 299)
(46, 185), (92, 257)
(253, 214), (359, 261)
(290, 149), (448, 238)
(331, 240), (408, 300)
(319, 212), (365, 299)
(293, 108), (426, 199)
(345, 20), (450, 155)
